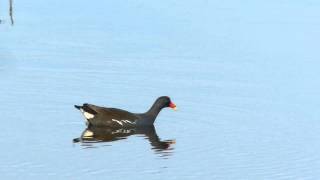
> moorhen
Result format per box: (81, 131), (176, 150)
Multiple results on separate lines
(74, 96), (177, 127)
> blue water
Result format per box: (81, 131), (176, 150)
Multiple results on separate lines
(1, 0), (320, 179)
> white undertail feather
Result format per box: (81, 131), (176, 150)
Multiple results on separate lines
(83, 111), (95, 119)
(78, 108), (94, 120)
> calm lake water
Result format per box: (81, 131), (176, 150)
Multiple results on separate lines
(1, 0), (320, 179)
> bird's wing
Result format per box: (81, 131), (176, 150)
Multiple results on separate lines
(101, 108), (139, 121)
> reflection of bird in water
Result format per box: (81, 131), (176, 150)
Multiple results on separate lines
(9, 0), (14, 25)
(73, 125), (175, 155)
(74, 96), (177, 128)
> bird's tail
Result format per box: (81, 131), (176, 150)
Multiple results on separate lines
(74, 105), (82, 110)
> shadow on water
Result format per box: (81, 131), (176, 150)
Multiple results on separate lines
(73, 125), (175, 157)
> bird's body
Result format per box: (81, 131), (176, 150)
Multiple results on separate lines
(74, 96), (176, 127)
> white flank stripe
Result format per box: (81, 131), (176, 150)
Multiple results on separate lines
(112, 119), (123, 126)
(123, 120), (135, 124)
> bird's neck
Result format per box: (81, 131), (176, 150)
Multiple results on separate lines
(145, 102), (163, 121)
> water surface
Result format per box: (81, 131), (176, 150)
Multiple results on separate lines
(1, 0), (320, 179)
